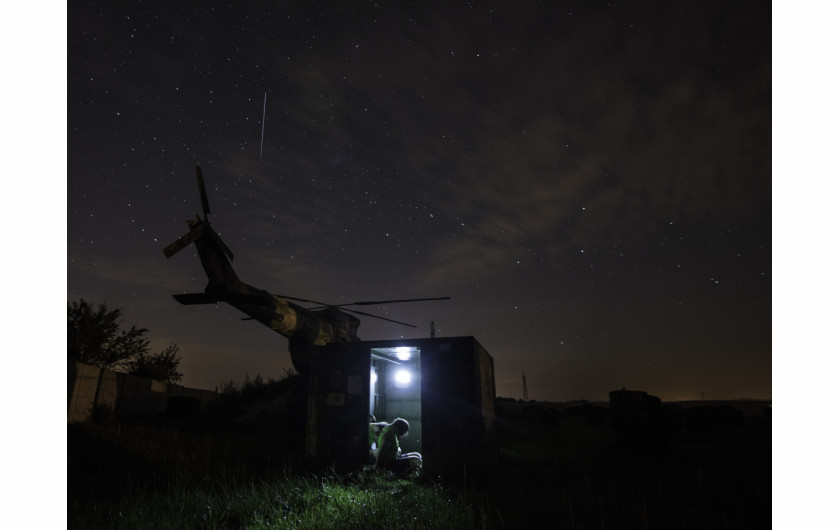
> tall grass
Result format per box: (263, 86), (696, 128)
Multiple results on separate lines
(68, 378), (770, 529)
(68, 373), (473, 529)
(460, 403), (771, 529)
(69, 457), (471, 529)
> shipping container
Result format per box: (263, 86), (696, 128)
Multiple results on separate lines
(306, 336), (496, 476)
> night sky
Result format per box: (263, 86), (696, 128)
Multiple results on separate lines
(66, 1), (772, 403)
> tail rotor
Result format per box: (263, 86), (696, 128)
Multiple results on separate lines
(162, 166), (234, 261)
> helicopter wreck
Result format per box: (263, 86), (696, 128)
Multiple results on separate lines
(162, 166), (448, 372)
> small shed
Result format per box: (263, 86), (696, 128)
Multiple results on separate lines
(306, 336), (496, 476)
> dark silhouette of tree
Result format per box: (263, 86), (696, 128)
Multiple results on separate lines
(125, 343), (183, 383)
(67, 299), (148, 368)
(68, 299), (182, 383)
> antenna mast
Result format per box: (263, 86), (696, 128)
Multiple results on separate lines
(522, 371), (529, 401)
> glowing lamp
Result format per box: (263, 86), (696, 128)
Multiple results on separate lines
(394, 369), (412, 387)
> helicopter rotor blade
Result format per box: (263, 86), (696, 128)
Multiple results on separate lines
(272, 294), (333, 306)
(162, 224), (204, 258)
(196, 165), (211, 221)
(338, 296), (451, 307)
(270, 292), (450, 327)
(274, 294), (450, 308)
(333, 307), (418, 328)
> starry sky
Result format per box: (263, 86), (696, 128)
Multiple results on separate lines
(66, 1), (772, 402)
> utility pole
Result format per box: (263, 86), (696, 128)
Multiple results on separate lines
(522, 371), (529, 401)
(430, 321), (435, 338)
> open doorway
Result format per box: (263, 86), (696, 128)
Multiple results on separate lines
(369, 346), (422, 453)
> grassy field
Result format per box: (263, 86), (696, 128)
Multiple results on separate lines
(467, 399), (771, 529)
(68, 376), (474, 529)
(68, 433), (470, 529)
(68, 380), (771, 529)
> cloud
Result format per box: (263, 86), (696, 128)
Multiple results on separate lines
(408, 50), (769, 287)
(68, 252), (193, 293)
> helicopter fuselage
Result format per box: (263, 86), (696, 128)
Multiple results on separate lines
(187, 221), (361, 370)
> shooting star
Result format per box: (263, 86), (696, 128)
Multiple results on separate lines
(259, 92), (267, 160)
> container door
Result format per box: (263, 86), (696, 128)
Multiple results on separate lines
(306, 343), (370, 472)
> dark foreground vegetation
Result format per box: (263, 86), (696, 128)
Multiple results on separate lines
(469, 399), (770, 529)
(68, 376), (770, 529)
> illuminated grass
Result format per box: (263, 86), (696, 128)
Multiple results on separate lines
(68, 390), (770, 529)
(68, 415), (471, 529)
(69, 466), (472, 529)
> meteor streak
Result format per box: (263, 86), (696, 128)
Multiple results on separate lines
(259, 92), (267, 160)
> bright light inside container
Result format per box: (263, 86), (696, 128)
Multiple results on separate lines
(371, 370), (378, 384)
(395, 347), (412, 361)
(394, 369), (412, 387)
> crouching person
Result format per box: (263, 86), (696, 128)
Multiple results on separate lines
(368, 416), (388, 465)
(374, 418), (422, 475)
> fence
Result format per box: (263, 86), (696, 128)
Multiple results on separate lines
(67, 361), (218, 423)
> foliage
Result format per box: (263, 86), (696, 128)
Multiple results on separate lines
(68, 298), (182, 383)
(215, 370), (301, 404)
(67, 299), (148, 369)
(85, 402), (113, 424)
(207, 370), (306, 426)
(66, 406), (771, 529)
(124, 342), (183, 383)
(68, 420), (473, 529)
